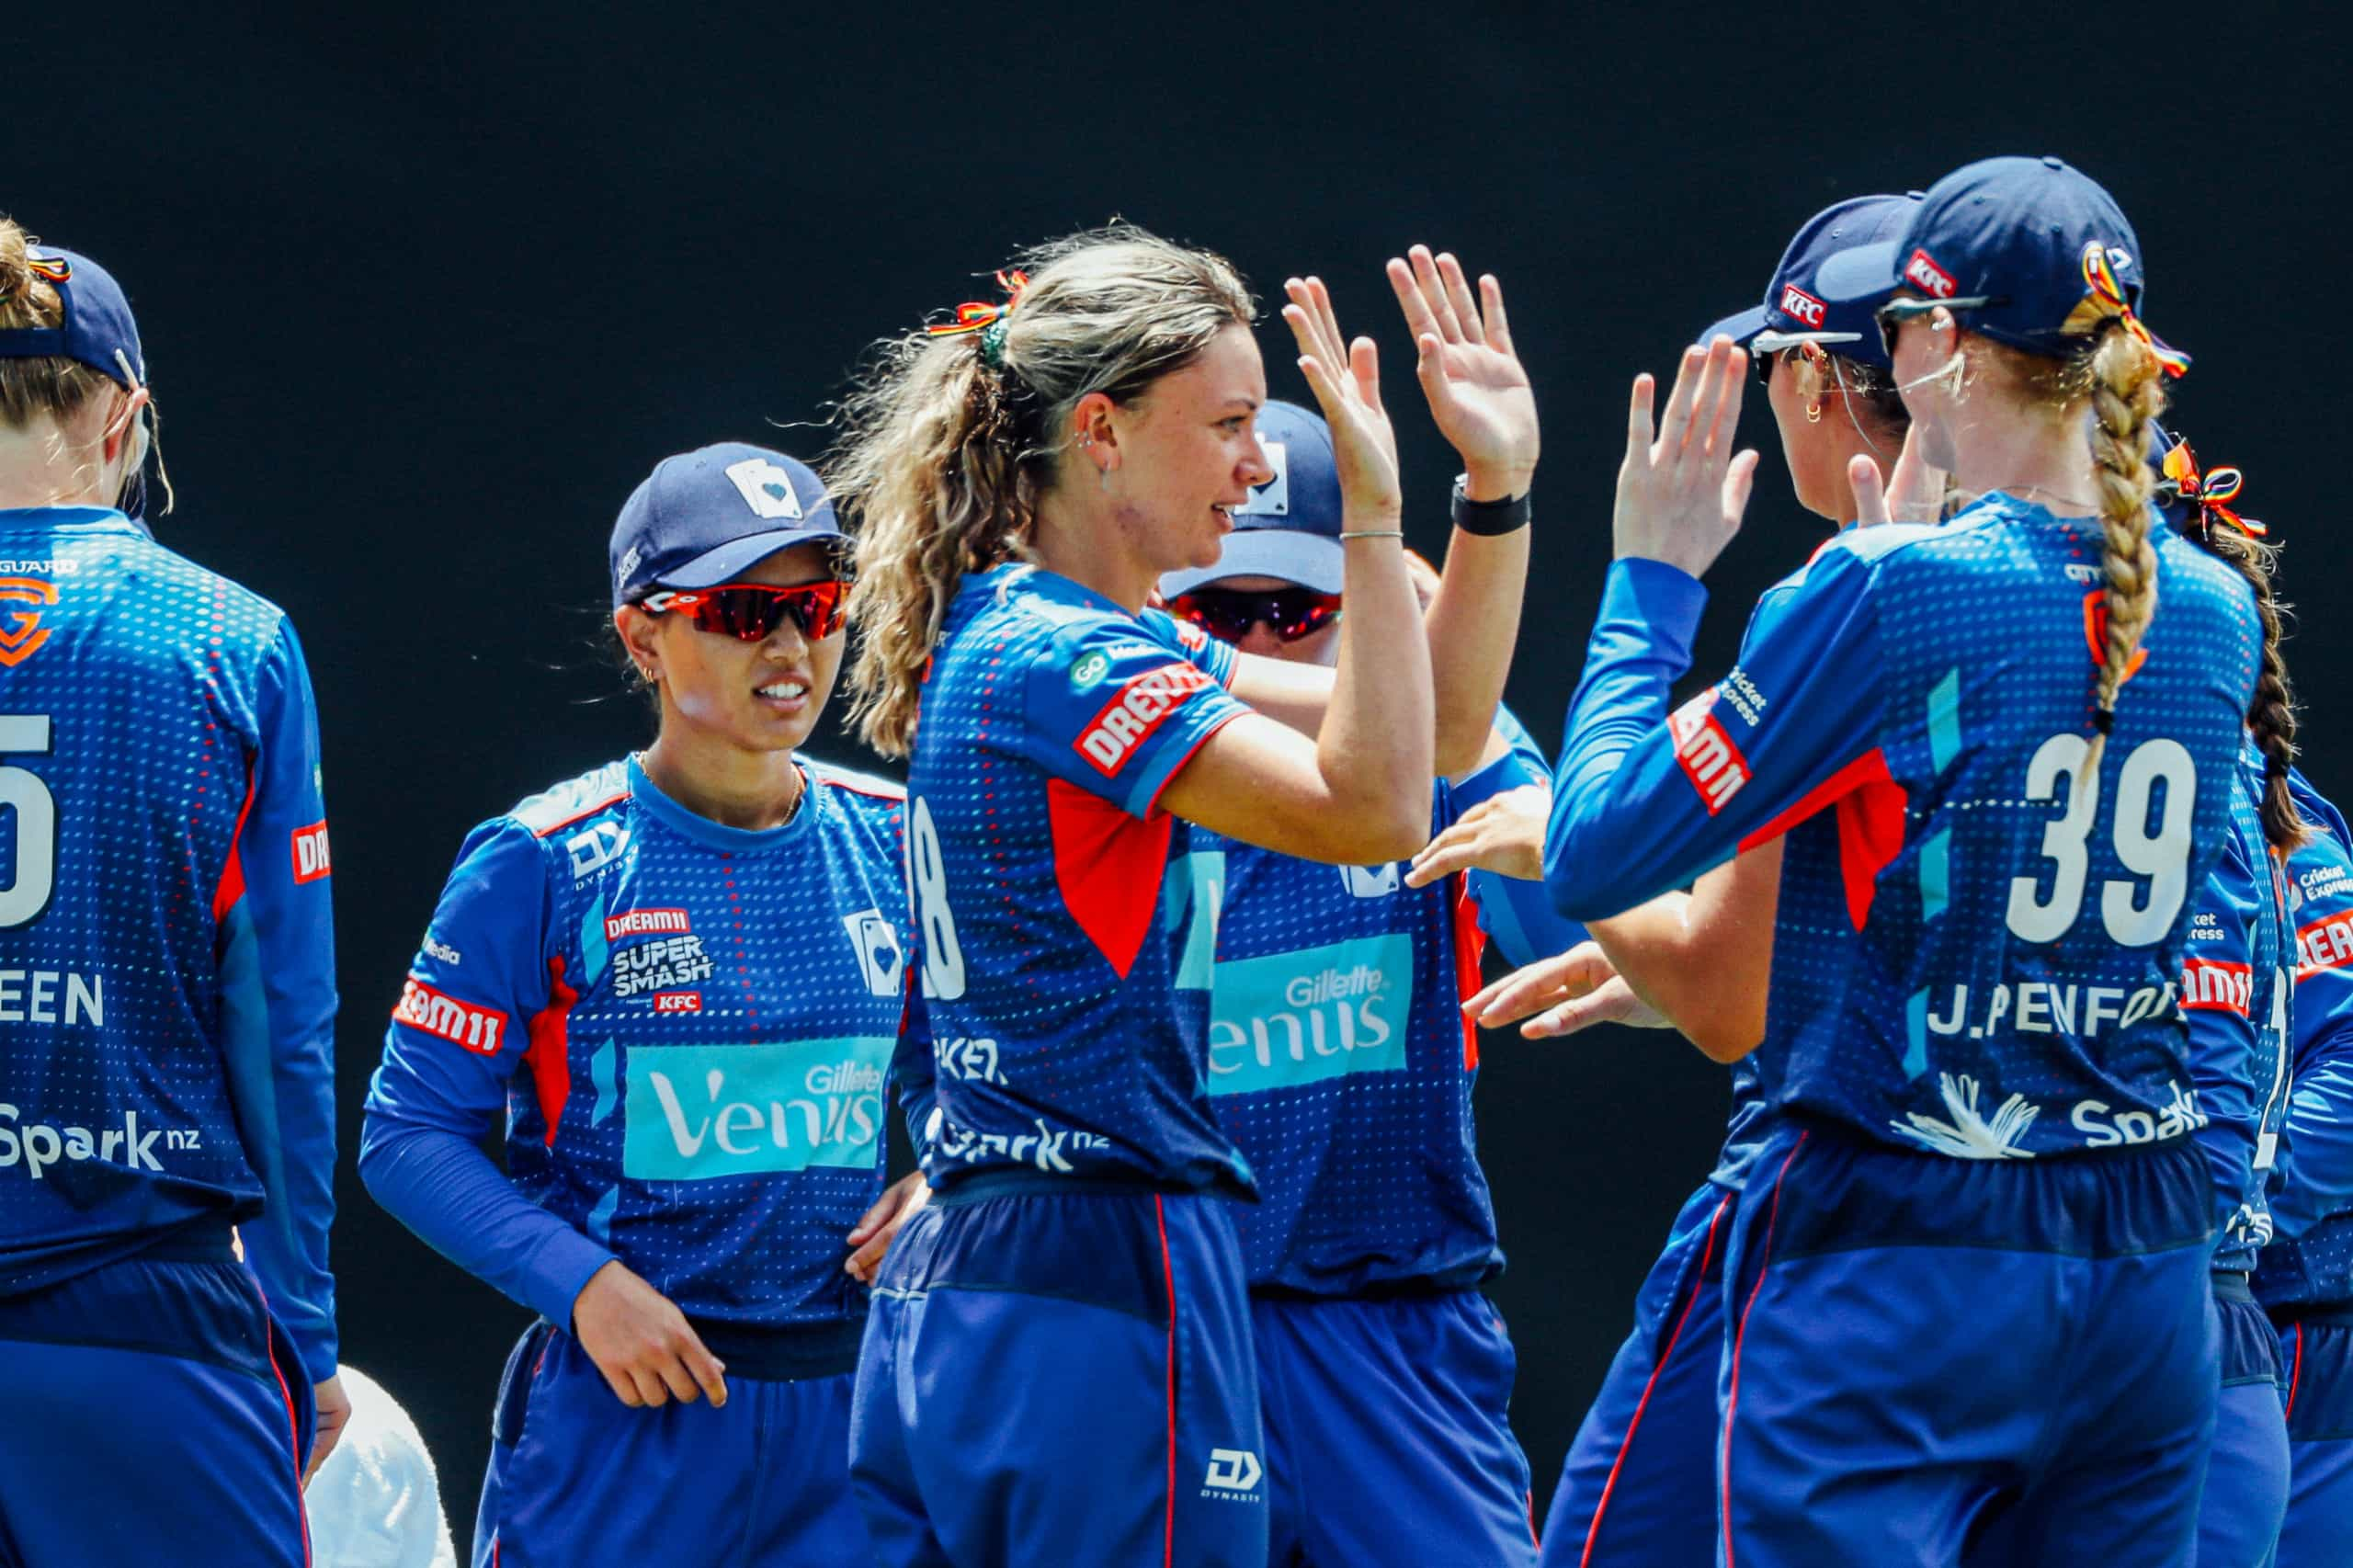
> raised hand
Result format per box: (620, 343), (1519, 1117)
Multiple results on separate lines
(1404, 784), (1546, 887)
(1851, 423), (1947, 527)
(1387, 247), (1537, 500)
(1615, 335), (1759, 578)
(1462, 940), (1670, 1038)
(1282, 277), (1402, 522)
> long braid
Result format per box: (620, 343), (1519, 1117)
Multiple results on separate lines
(2080, 324), (2165, 778)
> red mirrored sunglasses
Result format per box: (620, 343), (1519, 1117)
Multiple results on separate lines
(1165, 585), (1343, 644)
(638, 579), (847, 642)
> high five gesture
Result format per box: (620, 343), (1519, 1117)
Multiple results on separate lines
(1388, 245), (1538, 502)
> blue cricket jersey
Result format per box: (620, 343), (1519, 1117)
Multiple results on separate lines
(2184, 746), (2292, 1273)
(1548, 495), (2259, 1161)
(897, 563), (1254, 1197)
(1204, 707), (1582, 1294)
(0, 506), (338, 1380)
(2256, 770), (2353, 1309)
(360, 754), (909, 1333)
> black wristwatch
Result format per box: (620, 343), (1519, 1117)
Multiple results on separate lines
(1450, 473), (1532, 536)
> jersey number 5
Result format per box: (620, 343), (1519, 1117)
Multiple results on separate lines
(0, 715), (55, 928)
(2006, 733), (2196, 947)
(909, 795), (967, 999)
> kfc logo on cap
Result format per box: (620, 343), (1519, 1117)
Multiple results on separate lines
(1778, 283), (1827, 329)
(1903, 248), (1959, 300)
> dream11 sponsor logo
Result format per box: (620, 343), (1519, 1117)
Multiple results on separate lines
(393, 979), (507, 1055)
(1205, 933), (1410, 1096)
(623, 1037), (893, 1179)
(1074, 663), (1217, 778)
(1667, 688), (1750, 815)
(291, 820), (332, 884)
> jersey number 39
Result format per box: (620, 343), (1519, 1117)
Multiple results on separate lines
(2006, 733), (2196, 947)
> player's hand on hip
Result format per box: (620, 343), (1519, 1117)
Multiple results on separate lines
(845, 1170), (930, 1284)
(1614, 335), (1758, 578)
(1282, 276), (1402, 523)
(1404, 785), (1547, 886)
(1465, 940), (1671, 1037)
(572, 1259), (728, 1409)
(302, 1374), (352, 1487)
(1386, 246), (1537, 500)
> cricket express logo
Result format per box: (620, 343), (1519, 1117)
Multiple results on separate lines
(1668, 688), (1750, 815)
(393, 979), (508, 1055)
(0, 577), (57, 667)
(1778, 282), (1827, 329)
(1206, 934), (1409, 1096)
(1075, 662), (1216, 777)
(623, 1039), (893, 1179)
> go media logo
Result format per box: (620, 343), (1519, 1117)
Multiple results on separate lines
(624, 1036), (893, 1179)
(1206, 933), (1410, 1096)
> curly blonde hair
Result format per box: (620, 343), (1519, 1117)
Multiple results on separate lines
(830, 225), (1254, 756)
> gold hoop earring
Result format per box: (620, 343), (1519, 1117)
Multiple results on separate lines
(1805, 402), (1824, 425)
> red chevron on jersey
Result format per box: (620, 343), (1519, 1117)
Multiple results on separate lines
(1076, 663), (1218, 778)
(393, 978), (508, 1055)
(2181, 956), (2254, 1014)
(2296, 911), (2353, 978)
(1668, 689), (1750, 815)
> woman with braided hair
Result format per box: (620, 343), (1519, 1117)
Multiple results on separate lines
(1424, 156), (2257, 1564)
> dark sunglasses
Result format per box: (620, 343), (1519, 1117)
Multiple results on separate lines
(638, 579), (847, 642)
(1875, 295), (2002, 360)
(1166, 585), (1343, 644)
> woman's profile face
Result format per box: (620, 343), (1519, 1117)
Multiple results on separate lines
(1101, 324), (1275, 577)
(629, 541), (846, 759)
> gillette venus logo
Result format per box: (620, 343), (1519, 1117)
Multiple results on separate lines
(1206, 934), (1410, 1096)
(623, 1038), (892, 1179)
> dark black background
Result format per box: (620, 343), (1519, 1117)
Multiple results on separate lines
(13, 0), (2347, 1547)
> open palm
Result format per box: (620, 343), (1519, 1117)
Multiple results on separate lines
(1281, 275), (1402, 520)
(1388, 246), (1537, 493)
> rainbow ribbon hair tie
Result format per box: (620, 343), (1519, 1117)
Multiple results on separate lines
(2081, 243), (2191, 378)
(2163, 438), (2266, 539)
(926, 268), (1031, 369)
(0, 252), (73, 309)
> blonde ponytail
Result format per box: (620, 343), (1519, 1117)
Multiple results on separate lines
(0, 219), (113, 430)
(2080, 323), (2165, 777)
(832, 226), (1254, 756)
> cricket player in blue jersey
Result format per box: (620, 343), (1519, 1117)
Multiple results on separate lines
(0, 226), (339, 1562)
(1526, 156), (2256, 1563)
(1156, 393), (1575, 1565)
(360, 444), (920, 1567)
(1415, 190), (1924, 1568)
(2263, 768), (2353, 1564)
(835, 228), (1536, 1567)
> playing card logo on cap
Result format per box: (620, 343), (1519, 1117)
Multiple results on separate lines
(1239, 442), (1290, 517)
(724, 457), (807, 520)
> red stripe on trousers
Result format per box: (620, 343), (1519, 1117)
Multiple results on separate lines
(1581, 1194), (1732, 1566)
(2288, 1324), (2305, 1422)
(247, 1275), (313, 1568)
(1721, 1133), (1805, 1568)
(1158, 1194), (1177, 1568)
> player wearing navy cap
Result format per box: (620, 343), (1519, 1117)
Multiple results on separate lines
(0, 224), (340, 1562)
(1520, 155), (2256, 1562)
(360, 444), (918, 1567)
(1158, 389), (1576, 1564)
(835, 227), (1533, 1567)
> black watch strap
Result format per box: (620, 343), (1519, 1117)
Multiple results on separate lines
(1450, 473), (1531, 536)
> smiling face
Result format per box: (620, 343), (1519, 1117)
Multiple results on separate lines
(616, 541), (845, 759)
(1093, 324), (1275, 579)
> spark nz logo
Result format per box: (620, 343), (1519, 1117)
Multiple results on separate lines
(1202, 1449), (1263, 1500)
(0, 1103), (188, 1179)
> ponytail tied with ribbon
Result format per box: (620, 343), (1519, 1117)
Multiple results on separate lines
(2162, 438), (2267, 540)
(926, 268), (1031, 369)
(2081, 242), (2191, 378)
(0, 252), (72, 311)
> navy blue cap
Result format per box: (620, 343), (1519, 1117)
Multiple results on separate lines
(1699, 193), (1925, 370)
(1815, 156), (2154, 359)
(1159, 401), (1344, 597)
(0, 245), (144, 388)
(609, 443), (843, 608)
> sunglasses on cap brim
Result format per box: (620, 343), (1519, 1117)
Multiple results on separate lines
(1874, 295), (2003, 358)
(1747, 330), (1864, 385)
(637, 579), (847, 641)
(1166, 584), (1343, 644)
